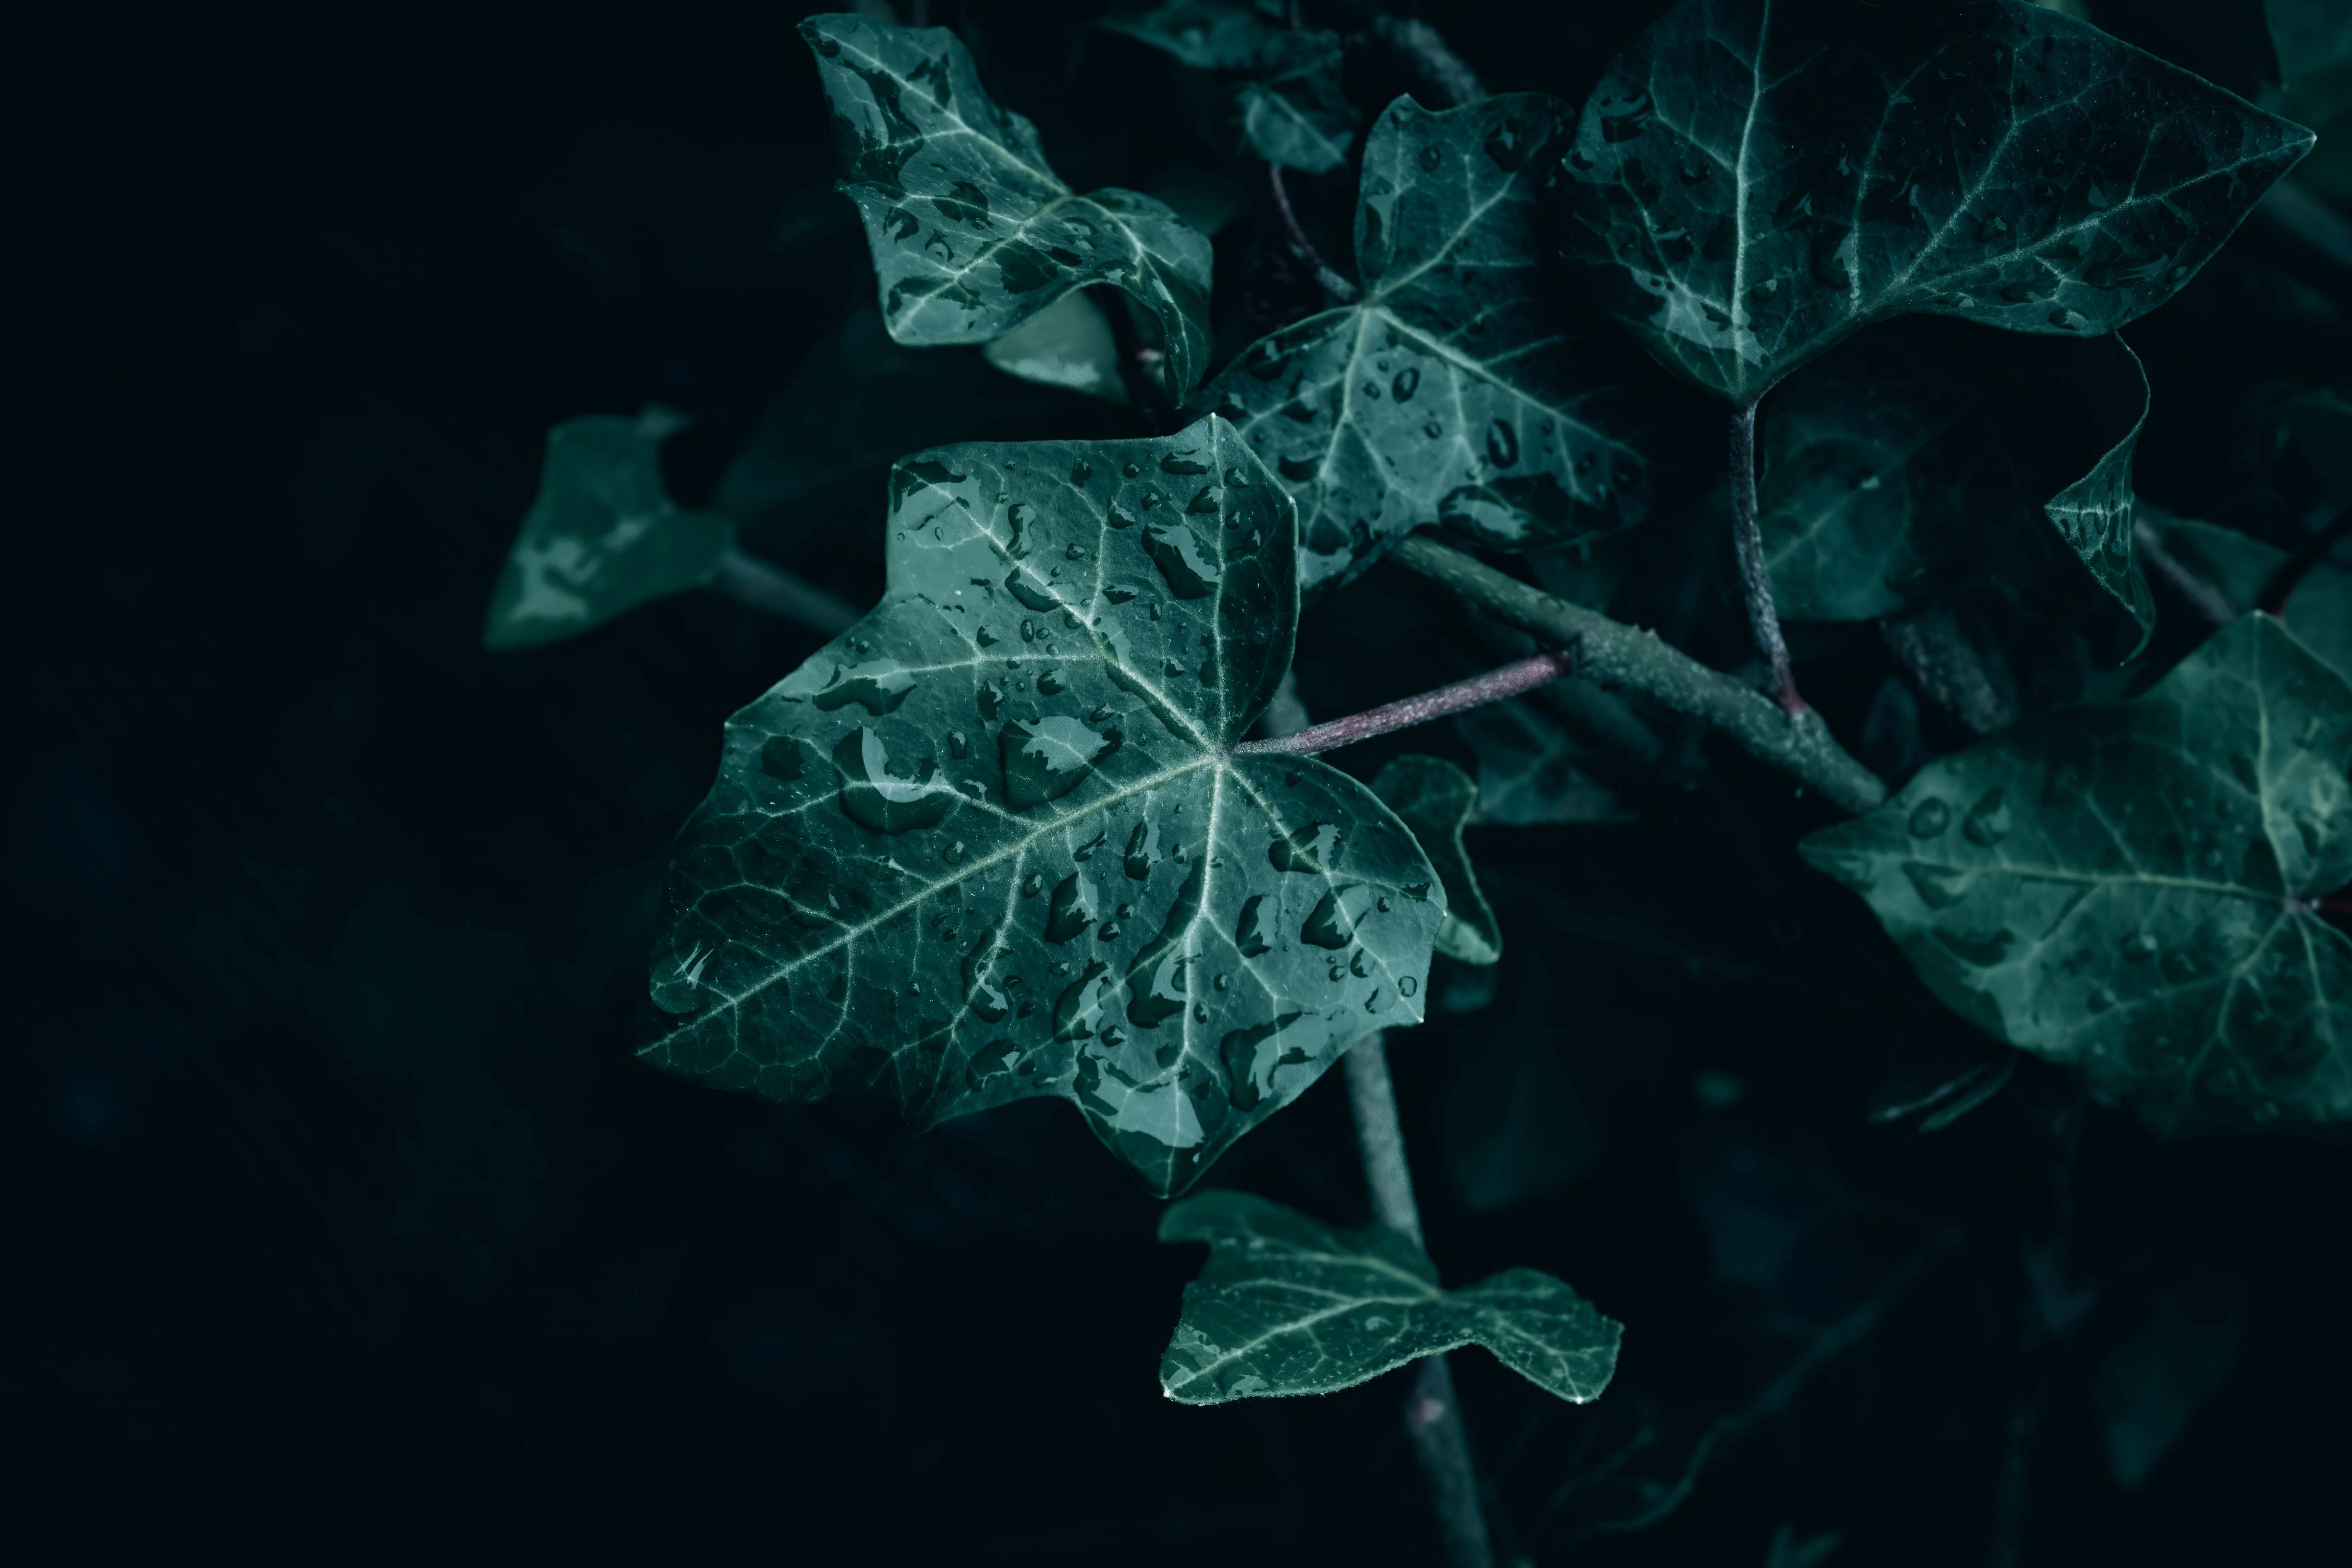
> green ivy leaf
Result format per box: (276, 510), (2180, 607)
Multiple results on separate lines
(1455, 696), (1631, 825)
(1560, 0), (2314, 404)
(2149, 510), (2352, 683)
(642, 414), (1443, 1196)
(1759, 323), (2154, 657)
(1103, 3), (1358, 174)
(1801, 614), (2352, 1134)
(1199, 93), (1654, 594)
(1156, 1190), (1621, 1402)
(803, 14), (1215, 401)
(483, 412), (734, 650)
(1372, 756), (1501, 965)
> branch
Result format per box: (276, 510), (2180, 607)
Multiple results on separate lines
(1345, 1036), (1496, 1568)
(1267, 163), (1358, 302)
(1389, 534), (1888, 814)
(2133, 516), (2237, 628)
(709, 546), (862, 636)
(1231, 651), (1573, 756)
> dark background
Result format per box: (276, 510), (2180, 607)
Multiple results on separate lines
(13, 2), (2351, 1563)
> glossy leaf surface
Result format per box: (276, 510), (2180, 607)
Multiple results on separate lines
(1372, 756), (1501, 965)
(1103, 2), (1357, 173)
(483, 413), (733, 650)
(1758, 322), (2154, 656)
(1199, 94), (1653, 594)
(804, 14), (1215, 400)
(1560, 0), (2314, 403)
(1803, 614), (2352, 1134)
(643, 415), (1442, 1195)
(1157, 1190), (1621, 1402)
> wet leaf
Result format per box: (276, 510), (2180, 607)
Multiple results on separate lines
(1198, 93), (1655, 594)
(1802, 614), (2352, 1135)
(642, 414), (1443, 1196)
(1560, 0), (2314, 404)
(981, 291), (1130, 405)
(1103, 3), (1357, 174)
(1372, 756), (1501, 965)
(1759, 322), (2154, 657)
(804, 14), (1214, 400)
(483, 412), (734, 649)
(1156, 1190), (1620, 1402)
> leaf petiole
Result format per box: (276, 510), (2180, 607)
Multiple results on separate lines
(1232, 652), (1575, 758)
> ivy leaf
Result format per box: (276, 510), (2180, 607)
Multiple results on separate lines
(1456, 696), (1632, 825)
(1759, 322), (2154, 658)
(1199, 93), (1655, 595)
(804, 14), (1215, 401)
(1372, 756), (1501, 965)
(483, 412), (734, 650)
(1156, 1190), (1621, 1403)
(2148, 510), (2352, 683)
(1103, 3), (1358, 174)
(642, 414), (1443, 1196)
(1560, 0), (2315, 404)
(1801, 614), (2352, 1134)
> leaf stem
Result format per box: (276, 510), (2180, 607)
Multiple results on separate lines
(1267, 163), (1358, 303)
(1345, 1035), (1497, 1568)
(709, 546), (861, 636)
(1231, 651), (1574, 757)
(1729, 398), (1805, 716)
(1389, 534), (1888, 813)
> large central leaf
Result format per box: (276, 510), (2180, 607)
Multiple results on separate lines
(1802, 614), (2352, 1134)
(1198, 94), (1654, 595)
(1560, 0), (2314, 403)
(805, 14), (1215, 401)
(642, 415), (1443, 1195)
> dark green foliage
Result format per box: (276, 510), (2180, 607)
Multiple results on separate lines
(1103, 2), (1357, 173)
(1157, 1190), (1620, 1402)
(641, 415), (1442, 1195)
(803, 14), (1216, 400)
(1199, 93), (1654, 593)
(1560, 0), (2313, 403)
(483, 412), (734, 648)
(1804, 614), (2352, 1134)
(1758, 322), (2156, 656)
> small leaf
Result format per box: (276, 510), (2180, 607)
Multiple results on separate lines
(1199, 94), (1655, 594)
(1104, 4), (1358, 174)
(1373, 756), (1502, 965)
(643, 414), (1444, 1196)
(1156, 1190), (1621, 1403)
(1455, 695), (1632, 825)
(1760, 323), (2153, 657)
(804, 14), (1214, 400)
(2148, 510), (2352, 685)
(1561, 0), (2314, 403)
(982, 291), (1130, 405)
(1801, 614), (2352, 1134)
(483, 413), (734, 649)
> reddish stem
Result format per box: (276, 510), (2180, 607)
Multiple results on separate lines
(1729, 399), (1805, 717)
(1267, 164), (1357, 302)
(1231, 650), (1575, 756)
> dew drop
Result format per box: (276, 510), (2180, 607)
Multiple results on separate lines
(948, 730), (969, 759)
(1419, 144), (1442, 171)
(1398, 975), (1418, 997)
(1423, 421), (1442, 438)
(2121, 932), (2158, 961)
(1486, 419), (1519, 468)
(943, 841), (967, 865)
(1021, 873), (1044, 897)
(1391, 367), (1420, 401)
(1909, 799), (1952, 837)
(1036, 669), (1067, 695)
(1214, 973), (1229, 991)
(1122, 462), (1141, 478)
